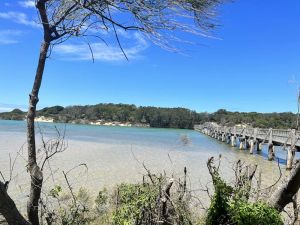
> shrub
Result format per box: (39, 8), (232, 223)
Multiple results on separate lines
(230, 201), (283, 225)
(206, 176), (233, 225)
(112, 183), (159, 225)
(205, 157), (284, 225)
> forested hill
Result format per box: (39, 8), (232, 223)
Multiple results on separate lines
(0, 105), (297, 129)
(0, 104), (201, 129)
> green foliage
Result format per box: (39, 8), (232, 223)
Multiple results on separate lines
(55, 104), (200, 129)
(47, 187), (94, 225)
(205, 162), (283, 225)
(43, 167), (284, 225)
(112, 183), (159, 225)
(206, 174), (233, 225)
(38, 105), (64, 117)
(94, 188), (108, 214)
(0, 108), (26, 120)
(49, 185), (62, 198)
(0, 105), (297, 129)
(60, 203), (92, 225)
(44, 172), (194, 225)
(95, 188), (108, 206)
(230, 201), (283, 225)
(111, 173), (193, 225)
(210, 109), (297, 129)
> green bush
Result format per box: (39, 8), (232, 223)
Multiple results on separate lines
(206, 176), (233, 225)
(112, 183), (159, 225)
(205, 158), (283, 225)
(44, 168), (284, 225)
(230, 201), (283, 225)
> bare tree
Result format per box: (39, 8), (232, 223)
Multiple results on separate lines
(269, 160), (300, 212)
(0, 0), (226, 224)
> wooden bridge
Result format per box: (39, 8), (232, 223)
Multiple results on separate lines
(194, 122), (300, 169)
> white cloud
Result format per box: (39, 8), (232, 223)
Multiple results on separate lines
(0, 11), (40, 28)
(18, 0), (35, 8)
(54, 32), (148, 62)
(0, 30), (22, 44)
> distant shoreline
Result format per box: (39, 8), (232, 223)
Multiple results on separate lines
(0, 104), (197, 129)
(0, 103), (298, 130)
(0, 119), (195, 132)
(34, 116), (151, 128)
(5, 116), (151, 128)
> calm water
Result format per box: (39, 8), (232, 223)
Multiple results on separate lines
(0, 119), (293, 211)
(0, 119), (293, 161)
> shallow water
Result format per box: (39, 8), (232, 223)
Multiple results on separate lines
(0, 120), (294, 212)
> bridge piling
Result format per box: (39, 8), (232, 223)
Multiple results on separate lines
(268, 129), (274, 161)
(231, 127), (237, 147)
(258, 142), (263, 151)
(252, 128), (258, 154)
(221, 133), (225, 142)
(268, 143), (275, 161)
(246, 139), (250, 149)
(287, 129), (296, 170)
(239, 138), (244, 150)
(194, 123), (300, 168)
(227, 135), (231, 144)
(231, 135), (237, 147)
(249, 139), (254, 154)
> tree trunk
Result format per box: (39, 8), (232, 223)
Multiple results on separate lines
(0, 181), (30, 225)
(268, 160), (300, 212)
(26, 41), (49, 225)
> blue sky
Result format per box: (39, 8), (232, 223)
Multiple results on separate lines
(0, 0), (300, 113)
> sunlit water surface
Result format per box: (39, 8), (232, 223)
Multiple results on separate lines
(0, 120), (295, 212)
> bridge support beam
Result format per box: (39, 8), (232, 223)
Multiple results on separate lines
(226, 135), (231, 144)
(245, 139), (250, 149)
(287, 129), (296, 170)
(231, 127), (237, 147)
(257, 142), (263, 152)
(221, 133), (225, 142)
(286, 146), (295, 170)
(268, 143), (275, 161)
(239, 138), (244, 150)
(249, 139), (254, 154)
(251, 128), (258, 154)
(268, 129), (274, 161)
(231, 135), (237, 147)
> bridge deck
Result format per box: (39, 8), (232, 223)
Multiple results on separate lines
(194, 123), (300, 151)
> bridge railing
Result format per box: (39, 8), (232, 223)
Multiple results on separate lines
(194, 123), (299, 146)
(194, 122), (300, 169)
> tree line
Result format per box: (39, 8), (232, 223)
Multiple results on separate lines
(209, 109), (298, 129)
(0, 104), (201, 129)
(0, 105), (297, 129)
